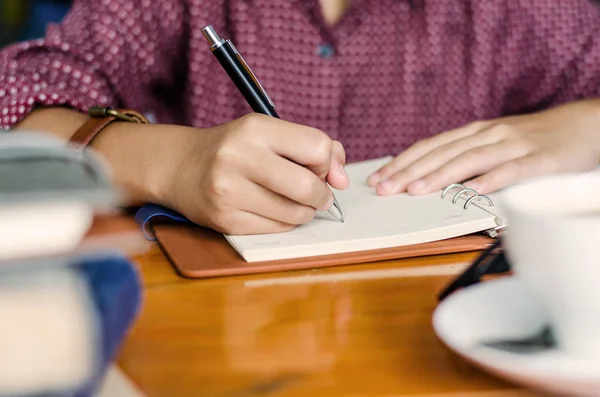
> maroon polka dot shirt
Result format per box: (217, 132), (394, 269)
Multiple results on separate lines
(2, 0), (600, 162)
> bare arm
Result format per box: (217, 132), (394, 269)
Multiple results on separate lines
(13, 107), (193, 206)
(14, 108), (88, 140)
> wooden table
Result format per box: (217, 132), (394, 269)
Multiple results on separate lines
(117, 244), (541, 397)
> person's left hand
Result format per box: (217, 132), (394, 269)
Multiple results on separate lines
(367, 99), (600, 196)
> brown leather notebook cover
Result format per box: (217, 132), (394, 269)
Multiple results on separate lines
(152, 222), (493, 279)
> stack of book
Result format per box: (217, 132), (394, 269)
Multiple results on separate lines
(0, 131), (145, 396)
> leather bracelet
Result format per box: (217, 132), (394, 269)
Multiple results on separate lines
(69, 106), (150, 147)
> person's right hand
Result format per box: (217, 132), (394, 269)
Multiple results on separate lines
(159, 114), (349, 235)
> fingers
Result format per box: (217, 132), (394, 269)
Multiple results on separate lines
(234, 179), (317, 226)
(234, 115), (349, 205)
(198, 168), (319, 235)
(466, 154), (558, 195)
(326, 140), (350, 190)
(248, 151), (333, 211)
(374, 130), (504, 195)
(236, 113), (345, 194)
(210, 209), (296, 235)
(402, 140), (530, 195)
(239, 114), (335, 169)
(367, 121), (488, 186)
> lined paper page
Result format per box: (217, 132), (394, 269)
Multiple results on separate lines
(225, 157), (500, 262)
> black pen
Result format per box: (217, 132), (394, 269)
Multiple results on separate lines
(201, 25), (344, 223)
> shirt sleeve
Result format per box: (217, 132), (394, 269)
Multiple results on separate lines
(496, 0), (600, 114)
(0, 0), (186, 130)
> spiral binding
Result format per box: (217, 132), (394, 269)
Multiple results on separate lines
(441, 183), (494, 210)
(441, 183), (504, 238)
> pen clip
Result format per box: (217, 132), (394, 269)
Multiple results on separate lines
(228, 41), (276, 109)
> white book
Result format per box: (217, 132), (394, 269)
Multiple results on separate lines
(0, 266), (97, 396)
(225, 157), (504, 262)
(0, 131), (116, 262)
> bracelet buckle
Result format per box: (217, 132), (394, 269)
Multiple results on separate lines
(88, 106), (141, 123)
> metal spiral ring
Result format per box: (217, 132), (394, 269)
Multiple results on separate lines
(464, 194), (494, 210)
(441, 183), (466, 198)
(452, 188), (479, 204)
(441, 183), (495, 210)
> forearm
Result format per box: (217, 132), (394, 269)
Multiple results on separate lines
(14, 107), (89, 140)
(13, 107), (192, 206)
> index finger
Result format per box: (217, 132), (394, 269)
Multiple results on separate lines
(249, 115), (334, 172)
(368, 121), (489, 186)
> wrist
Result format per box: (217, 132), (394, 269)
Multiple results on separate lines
(90, 122), (198, 207)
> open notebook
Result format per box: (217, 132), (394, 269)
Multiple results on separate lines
(225, 157), (504, 263)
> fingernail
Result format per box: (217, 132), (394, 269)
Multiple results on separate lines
(408, 179), (426, 193)
(378, 180), (395, 194)
(368, 172), (380, 186)
(321, 194), (334, 211)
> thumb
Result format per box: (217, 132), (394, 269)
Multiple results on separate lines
(326, 141), (349, 190)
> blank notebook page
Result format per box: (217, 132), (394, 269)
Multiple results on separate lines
(225, 157), (501, 262)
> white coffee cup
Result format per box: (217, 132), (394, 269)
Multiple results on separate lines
(500, 170), (600, 359)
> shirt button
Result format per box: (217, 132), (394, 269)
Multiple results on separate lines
(316, 43), (335, 59)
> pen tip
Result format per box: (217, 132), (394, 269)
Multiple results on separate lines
(326, 204), (345, 223)
(331, 196), (345, 223)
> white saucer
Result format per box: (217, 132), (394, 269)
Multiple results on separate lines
(433, 277), (600, 396)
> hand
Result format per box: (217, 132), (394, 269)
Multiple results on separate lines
(162, 114), (349, 235)
(368, 99), (600, 196)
